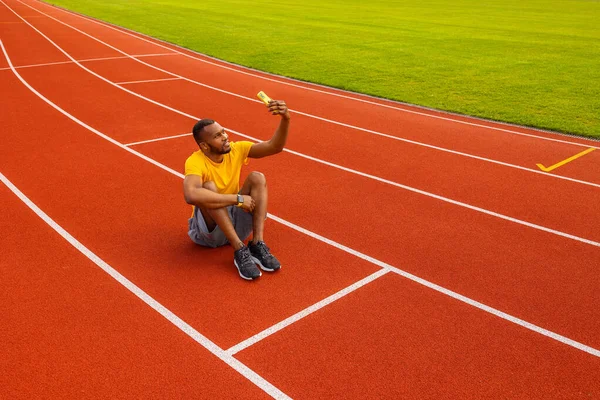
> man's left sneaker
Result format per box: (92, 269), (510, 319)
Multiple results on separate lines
(248, 241), (281, 272)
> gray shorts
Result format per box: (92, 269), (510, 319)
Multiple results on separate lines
(187, 205), (253, 248)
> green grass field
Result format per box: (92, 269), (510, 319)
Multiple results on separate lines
(47, 0), (600, 138)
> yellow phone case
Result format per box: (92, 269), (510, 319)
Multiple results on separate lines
(257, 91), (272, 105)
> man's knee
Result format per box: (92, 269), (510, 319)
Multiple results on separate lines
(203, 181), (218, 192)
(247, 171), (266, 186)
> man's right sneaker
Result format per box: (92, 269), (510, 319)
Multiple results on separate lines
(234, 245), (261, 280)
(248, 241), (281, 272)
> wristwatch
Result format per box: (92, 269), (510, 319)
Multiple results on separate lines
(236, 194), (244, 207)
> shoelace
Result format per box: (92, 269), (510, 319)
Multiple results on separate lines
(238, 247), (252, 263)
(254, 242), (271, 258)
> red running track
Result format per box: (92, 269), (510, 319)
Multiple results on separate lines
(2, 0), (600, 397)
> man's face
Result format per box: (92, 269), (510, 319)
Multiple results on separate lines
(200, 122), (231, 155)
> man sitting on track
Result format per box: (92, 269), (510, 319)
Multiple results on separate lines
(182, 99), (291, 280)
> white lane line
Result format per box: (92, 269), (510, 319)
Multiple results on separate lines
(78, 52), (176, 62)
(124, 132), (191, 147)
(0, 37), (182, 177)
(133, 52), (178, 58)
(34, 0), (600, 148)
(4, 3), (600, 249)
(78, 54), (170, 63)
(0, 173), (290, 400)
(0, 59), (71, 70)
(3, 39), (599, 360)
(266, 214), (600, 358)
(227, 269), (390, 355)
(116, 76), (181, 85)
(294, 146), (600, 247)
(16, 0), (600, 190)
(132, 121), (600, 189)
(0, 53), (176, 71)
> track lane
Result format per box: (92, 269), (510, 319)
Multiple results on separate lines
(0, 18), (192, 142)
(236, 273), (600, 398)
(0, 184), (273, 400)
(29, 1), (180, 56)
(80, 54), (179, 84)
(17, 10), (120, 59)
(0, 11), (66, 67)
(16, 62), (191, 141)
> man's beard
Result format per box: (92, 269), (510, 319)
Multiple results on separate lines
(208, 143), (231, 154)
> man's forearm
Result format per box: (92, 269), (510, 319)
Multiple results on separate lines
(188, 188), (237, 209)
(268, 116), (291, 152)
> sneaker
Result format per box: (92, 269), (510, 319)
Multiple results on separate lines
(234, 246), (261, 280)
(248, 241), (281, 272)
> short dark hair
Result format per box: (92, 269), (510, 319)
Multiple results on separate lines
(192, 119), (215, 144)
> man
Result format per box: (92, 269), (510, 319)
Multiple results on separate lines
(183, 99), (290, 280)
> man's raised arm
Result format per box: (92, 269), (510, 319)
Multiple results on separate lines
(248, 100), (291, 159)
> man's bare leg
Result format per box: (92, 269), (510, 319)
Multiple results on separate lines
(240, 171), (267, 243)
(200, 181), (261, 279)
(240, 172), (281, 271)
(200, 181), (244, 251)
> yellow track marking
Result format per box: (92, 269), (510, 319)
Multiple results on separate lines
(537, 148), (596, 172)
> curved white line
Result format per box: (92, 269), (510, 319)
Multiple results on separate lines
(3, 39), (599, 361)
(0, 53), (176, 71)
(116, 76), (181, 85)
(0, 171), (290, 399)
(124, 132), (191, 147)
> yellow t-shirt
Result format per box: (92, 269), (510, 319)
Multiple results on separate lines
(184, 141), (254, 194)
